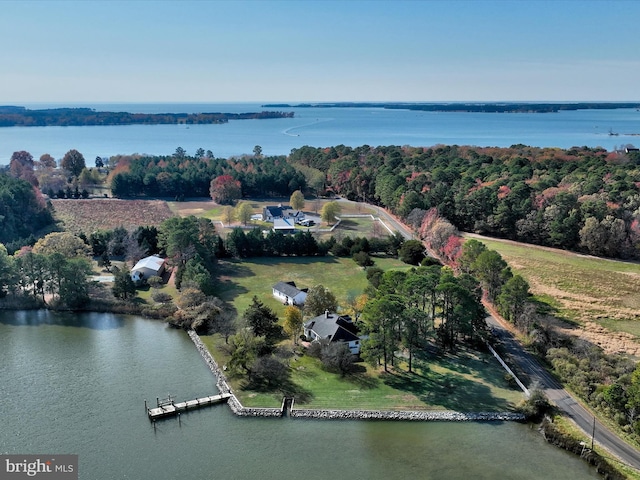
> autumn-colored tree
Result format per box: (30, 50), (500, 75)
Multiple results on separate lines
(441, 235), (462, 268)
(235, 201), (253, 226)
(37, 153), (57, 170)
(32, 232), (92, 258)
(222, 205), (234, 226)
(320, 201), (341, 225)
(283, 305), (303, 344)
(9, 151), (38, 186)
(210, 175), (241, 205)
(61, 149), (86, 177)
(290, 190), (305, 210)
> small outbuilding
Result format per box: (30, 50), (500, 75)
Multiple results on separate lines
(272, 281), (308, 306)
(130, 255), (165, 284)
(273, 218), (296, 234)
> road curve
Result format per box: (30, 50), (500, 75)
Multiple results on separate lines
(336, 198), (640, 469)
(486, 311), (640, 471)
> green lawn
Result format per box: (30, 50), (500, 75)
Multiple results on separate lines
(214, 256), (412, 316)
(202, 253), (524, 412)
(202, 334), (524, 410)
(470, 236), (640, 337)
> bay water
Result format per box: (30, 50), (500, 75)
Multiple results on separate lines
(0, 103), (639, 164)
(0, 311), (601, 479)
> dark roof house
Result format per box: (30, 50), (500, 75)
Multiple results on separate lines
(263, 204), (292, 221)
(303, 311), (361, 354)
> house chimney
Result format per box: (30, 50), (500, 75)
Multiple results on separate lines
(325, 310), (330, 318)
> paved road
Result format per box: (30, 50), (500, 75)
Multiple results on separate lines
(486, 311), (640, 471)
(336, 198), (640, 469)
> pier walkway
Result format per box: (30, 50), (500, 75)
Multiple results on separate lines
(147, 393), (232, 420)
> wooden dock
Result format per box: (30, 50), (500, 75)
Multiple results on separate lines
(147, 393), (232, 420)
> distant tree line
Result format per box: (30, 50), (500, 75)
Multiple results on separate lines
(0, 106), (293, 127)
(265, 102), (640, 113)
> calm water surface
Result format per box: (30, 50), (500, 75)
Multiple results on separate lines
(0, 311), (601, 479)
(0, 102), (638, 164)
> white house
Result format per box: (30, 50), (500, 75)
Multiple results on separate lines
(272, 281), (308, 306)
(130, 255), (165, 284)
(303, 312), (361, 354)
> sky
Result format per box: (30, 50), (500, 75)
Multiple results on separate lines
(1, 0), (639, 103)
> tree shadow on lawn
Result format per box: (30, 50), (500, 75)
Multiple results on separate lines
(216, 260), (256, 278)
(382, 367), (515, 411)
(345, 367), (381, 390)
(413, 345), (517, 392)
(241, 378), (314, 403)
(336, 219), (359, 231)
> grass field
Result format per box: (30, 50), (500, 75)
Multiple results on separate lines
(214, 256), (412, 315)
(202, 253), (524, 412)
(202, 334), (524, 410)
(467, 235), (640, 344)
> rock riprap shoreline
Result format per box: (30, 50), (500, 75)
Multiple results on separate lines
(187, 330), (525, 422)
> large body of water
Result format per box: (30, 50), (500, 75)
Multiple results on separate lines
(0, 311), (602, 479)
(0, 102), (639, 164)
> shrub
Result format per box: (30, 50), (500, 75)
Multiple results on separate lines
(151, 291), (172, 303)
(147, 275), (163, 289)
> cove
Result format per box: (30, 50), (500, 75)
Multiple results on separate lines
(0, 311), (601, 479)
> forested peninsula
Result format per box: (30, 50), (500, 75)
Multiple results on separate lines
(263, 102), (640, 113)
(0, 106), (294, 127)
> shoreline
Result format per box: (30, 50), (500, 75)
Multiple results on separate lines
(186, 329), (526, 422)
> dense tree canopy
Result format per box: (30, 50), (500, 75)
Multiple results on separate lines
(0, 173), (54, 248)
(109, 152), (306, 198)
(288, 144), (640, 260)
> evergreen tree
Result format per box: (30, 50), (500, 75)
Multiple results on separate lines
(112, 268), (137, 300)
(243, 296), (280, 343)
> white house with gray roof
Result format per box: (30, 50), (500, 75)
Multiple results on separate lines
(303, 312), (361, 354)
(130, 255), (165, 284)
(272, 281), (308, 306)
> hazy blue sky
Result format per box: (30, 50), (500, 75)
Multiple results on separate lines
(2, 0), (639, 103)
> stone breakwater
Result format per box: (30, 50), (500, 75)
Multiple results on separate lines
(290, 409), (525, 421)
(187, 330), (232, 395)
(227, 394), (283, 418)
(187, 330), (525, 422)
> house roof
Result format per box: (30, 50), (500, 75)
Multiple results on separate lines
(273, 281), (304, 298)
(273, 218), (295, 230)
(264, 205), (292, 218)
(304, 313), (359, 343)
(132, 255), (164, 273)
